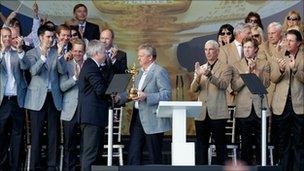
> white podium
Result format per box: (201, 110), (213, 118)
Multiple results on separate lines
(157, 101), (202, 166)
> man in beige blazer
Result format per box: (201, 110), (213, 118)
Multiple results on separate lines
(270, 29), (304, 171)
(218, 23), (251, 106)
(258, 22), (285, 108)
(190, 40), (233, 165)
(218, 23), (251, 65)
(231, 37), (270, 165)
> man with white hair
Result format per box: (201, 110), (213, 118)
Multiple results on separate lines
(190, 40), (233, 165)
(77, 40), (110, 171)
(258, 22), (285, 113)
(219, 23), (252, 65)
(218, 23), (252, 106)
(258, 22), (285, 60)
(118, 43), (172, 165)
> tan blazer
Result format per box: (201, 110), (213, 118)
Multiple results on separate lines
(218, 42), (242, 65)
(231, 58), (271, 118)
(270, 47), (304, 115)
(258, 41), (285, 61)
(190, 61), (233, 121)
(258, 41), (286, 107)
(218, 41), (243, 106)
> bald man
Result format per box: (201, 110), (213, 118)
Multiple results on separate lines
(100, 29), (127, 75)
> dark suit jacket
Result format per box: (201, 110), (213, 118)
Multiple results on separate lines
(77, 58), (109, 127)
(22, 45), (33, 52)
(83, 21), (100, 41)
(109, 50), (128, 74)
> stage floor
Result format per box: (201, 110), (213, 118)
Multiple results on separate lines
(92, 165), (282, 171)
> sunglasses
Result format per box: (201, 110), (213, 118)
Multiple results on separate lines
(252, 34), (260, 38)
(249, 19), (258, 23)
(220, 32), (232, 36)
(287, 16), (299, 21)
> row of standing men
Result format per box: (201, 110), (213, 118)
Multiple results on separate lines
(191, 22), (303, 171)
(0, 20), (173, 171)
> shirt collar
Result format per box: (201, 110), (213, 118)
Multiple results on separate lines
(39, 46), (50, 54)
(79, 21), (86, 28)
(91, 57), (101, 67)
(234, 40), (242, 46)
(207, 59), (218, 71)
(73, 59), (84, 66)
(3, 47), (12, 53)
(141, 62), (154, 73)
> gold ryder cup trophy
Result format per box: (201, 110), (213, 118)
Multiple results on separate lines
(126, 63), (139, 99)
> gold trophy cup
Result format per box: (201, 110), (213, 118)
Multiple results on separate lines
(126, 63), (139, 99)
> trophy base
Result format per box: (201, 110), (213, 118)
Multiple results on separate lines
(128, 88), (138, 99)
(128, 93), (138, 99)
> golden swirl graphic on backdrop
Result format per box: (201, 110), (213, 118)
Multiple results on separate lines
(92, 0), (202, 50)
(92, 0), (203, 71)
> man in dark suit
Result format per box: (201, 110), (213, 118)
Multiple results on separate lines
(24, 25), (62, 171)
(100, 29), (128, 74)
(77, 40), (110, 171)
(73, 4), (100, 41)
(0, 27), (27, 171)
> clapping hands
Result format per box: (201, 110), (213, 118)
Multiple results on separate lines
(194, 62), (211, 77)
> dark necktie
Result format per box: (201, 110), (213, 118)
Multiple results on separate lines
(80, 25), (85, 33)
(106, 50), (112, 58)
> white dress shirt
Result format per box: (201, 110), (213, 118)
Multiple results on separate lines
(234, 40), (243, 58)
(135, 62), (154, 109)
(39, 47), (52, 90)
(0, 50), (24, 96)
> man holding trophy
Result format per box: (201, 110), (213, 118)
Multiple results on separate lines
(119, 43), (172, 165)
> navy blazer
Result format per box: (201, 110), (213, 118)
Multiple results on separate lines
(109, 50), (128, 74)
(77, 58), (110, 127)
(83, 21), (100, 41)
